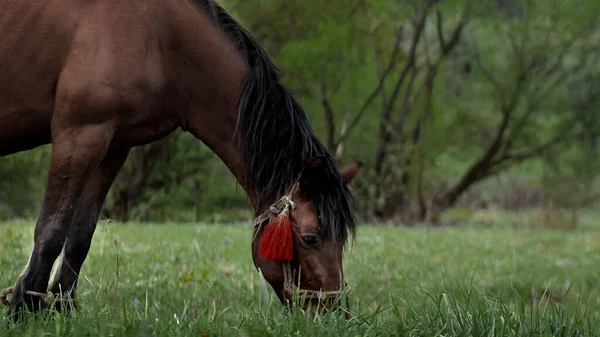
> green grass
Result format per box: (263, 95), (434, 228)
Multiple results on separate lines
(1, 216), (600, 336)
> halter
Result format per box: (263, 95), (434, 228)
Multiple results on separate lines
(252, 186), (352, 303)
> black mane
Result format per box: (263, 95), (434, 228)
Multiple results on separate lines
(194, 0), (356, 245)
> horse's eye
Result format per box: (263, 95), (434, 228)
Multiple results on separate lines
(301, 235), (319, 248)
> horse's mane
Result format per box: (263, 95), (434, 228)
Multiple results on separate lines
(191, 0), (356, 245)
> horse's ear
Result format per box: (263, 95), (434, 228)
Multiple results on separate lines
(340, 160), (363, 184)
(297, 155), (329, 198)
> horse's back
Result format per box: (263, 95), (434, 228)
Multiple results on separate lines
(0, 0), (176, 156)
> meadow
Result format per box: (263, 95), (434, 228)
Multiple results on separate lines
(1, 211), (599, 336)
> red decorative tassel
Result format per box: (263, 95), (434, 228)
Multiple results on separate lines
(258, 213), (294, 261)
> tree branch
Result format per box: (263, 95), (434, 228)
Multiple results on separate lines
(345, 0), (437, 145)
(436, 10), (445, 51)
(393, 66), (420, 131)
(372, 9), (431, 175)
(380, 3), (432, 119)
(437, 8), (468, 56)
(341, 23), (406, 141)
(489, 129), (574, 177)
(438, 106), (512, 207)
(321, 96), (336, 153)
(472, 48), (503, 91)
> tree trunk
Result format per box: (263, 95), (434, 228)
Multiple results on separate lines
(103, 139), (169, 221)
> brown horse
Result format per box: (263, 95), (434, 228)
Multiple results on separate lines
(0, 0), (361, 318)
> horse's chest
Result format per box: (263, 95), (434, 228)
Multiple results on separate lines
(112, 108), (178, 148)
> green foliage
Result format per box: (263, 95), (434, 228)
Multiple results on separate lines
(103, 131), (251, 223)
(1, 0), (600, 222)
(0, 146), (49, 219)
(2, 218), (600, 335)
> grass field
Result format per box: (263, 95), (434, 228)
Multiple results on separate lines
(1, 212), (600, 336)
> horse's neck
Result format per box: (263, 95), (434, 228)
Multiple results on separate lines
(168, 2), (257, 207)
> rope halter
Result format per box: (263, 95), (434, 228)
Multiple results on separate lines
(253, 186), (352, 304)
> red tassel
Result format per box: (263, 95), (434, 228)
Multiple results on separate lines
(258, 213), (294, 261)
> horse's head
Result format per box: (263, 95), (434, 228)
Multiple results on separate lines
(251, 156), (362, 311)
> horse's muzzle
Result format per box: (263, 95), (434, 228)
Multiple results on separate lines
(281, 262), (352, 311)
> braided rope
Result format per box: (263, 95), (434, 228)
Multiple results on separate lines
(0, 286), (63, 307)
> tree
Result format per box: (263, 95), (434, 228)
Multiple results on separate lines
(101, 132), (212, 222)
(384, 0), (600, 223)
(228, 0), (600, 224)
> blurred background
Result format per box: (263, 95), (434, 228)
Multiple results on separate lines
(2, 0), (600, 228)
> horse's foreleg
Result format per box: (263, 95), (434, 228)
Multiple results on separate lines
(47, 147), (129, 312)
(8, 124), (114, 317)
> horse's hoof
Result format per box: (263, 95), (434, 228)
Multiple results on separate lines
(6, 299), (32, 324)
(4, 289), (50, 323)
